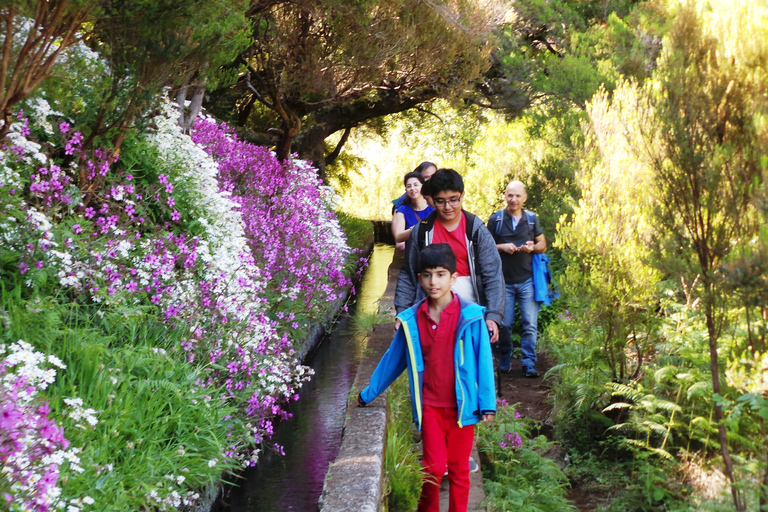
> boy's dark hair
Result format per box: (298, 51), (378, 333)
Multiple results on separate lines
(417, 243), (456, 274)
(422, 168), (464, 197)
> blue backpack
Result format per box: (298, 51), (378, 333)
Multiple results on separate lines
(492, 209), (559, 306)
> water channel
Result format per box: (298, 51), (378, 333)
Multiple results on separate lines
(224, 243), (394, 512)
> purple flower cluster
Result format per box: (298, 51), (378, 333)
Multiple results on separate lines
(495, 399), (525, 450)
(0, 342), (73, 512)
(500, 431), (523, 449)
(191, 119), (351, 316)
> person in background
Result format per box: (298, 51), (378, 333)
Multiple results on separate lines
(392, 161), (437, 211)
(358, 243), (495, 512)
(392, 171), (434, 250)
(487, 180), (547, 378)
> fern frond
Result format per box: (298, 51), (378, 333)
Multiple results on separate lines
(646, 446), (675, 460)
(603, 402), (633, 412)
(653, 365), (680, 382)
(606, 382), (644, 403)
(686, 381), (711, 400)
(643, 421), (668, 437)
(654, 399), (682, 414)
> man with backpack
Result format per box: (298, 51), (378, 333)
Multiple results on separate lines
(487, 180), (547, 378)
(394, 169), (505, 344)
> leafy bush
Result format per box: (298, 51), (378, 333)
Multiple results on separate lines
(477, 401), (575, 512)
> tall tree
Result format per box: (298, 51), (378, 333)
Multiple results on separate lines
(633, 2), (767, 508)
(208, 0), (501, 176)
(80, 0), (249, 150)
(1, 0), (249, 147)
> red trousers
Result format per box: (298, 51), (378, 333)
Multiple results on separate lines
(418, 405), (475, 512)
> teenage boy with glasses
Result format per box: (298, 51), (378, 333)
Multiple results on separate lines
(394, 168), (505, 344)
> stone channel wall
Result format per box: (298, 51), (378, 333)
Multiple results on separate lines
(317, 250), (403, 512)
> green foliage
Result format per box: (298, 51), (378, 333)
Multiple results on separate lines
(336, 212), (374, 253)
(10, 0), (251, 147)
(211, 0), (499, 162)
(0, 285), (243, 509)
(335, 104), (580, 235)
(477, 401), (576, 512)
(556, 83), (664, 383)
(383, 375), (423, 511)
(352, 311), (392, 334)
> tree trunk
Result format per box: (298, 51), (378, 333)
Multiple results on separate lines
(177, 82), (206, 134)
(293, 124), (330, 181)
(274, 111), (301, 163)
(704, 285), (745, 511)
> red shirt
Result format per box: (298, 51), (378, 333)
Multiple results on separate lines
(417, 293), (460, 408)
(432, 213), (470, 276)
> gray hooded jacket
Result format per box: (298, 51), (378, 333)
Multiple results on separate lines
(394, 210), (505, 325)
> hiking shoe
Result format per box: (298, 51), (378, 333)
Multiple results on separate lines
(524, 367), (539, 378)
(499, 366), (512, 373)
(469, 456), (479, 473)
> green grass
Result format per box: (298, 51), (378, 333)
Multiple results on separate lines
(0, 287), (243, 509)
(352, 310), (391, 333)
(337, 211), (374, 253)
(383, 374), (423, 511)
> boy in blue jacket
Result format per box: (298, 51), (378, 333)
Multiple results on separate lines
(358, 243), (496, 512)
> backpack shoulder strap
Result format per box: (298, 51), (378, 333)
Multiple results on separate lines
(417, 210), (438, 250)
(464, 210), (476, 241)
(493, 209), (504, 236)
(525, 210), (536, 241)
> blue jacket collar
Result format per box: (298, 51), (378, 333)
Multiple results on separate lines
(396, 293), (485, 335)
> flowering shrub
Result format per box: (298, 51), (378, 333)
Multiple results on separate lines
(0, 341), (91, 512)
(0, 97), (354, 510)
(190, 118), (352, 322)
(476, 400), (574, 511)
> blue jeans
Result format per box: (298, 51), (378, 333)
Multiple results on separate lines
(498, 278), (539, 370)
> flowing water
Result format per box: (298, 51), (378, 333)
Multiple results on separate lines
(225, 243), (394, 512)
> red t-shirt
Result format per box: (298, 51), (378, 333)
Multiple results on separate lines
(417, 293), (460, 408)
(432, 212), (470, 276)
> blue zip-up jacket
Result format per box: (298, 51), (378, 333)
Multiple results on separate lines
(359, 296), (496, 430)
(532, 252), (559, 305)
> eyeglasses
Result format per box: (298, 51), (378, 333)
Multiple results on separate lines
(433, 197), (461, 208)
